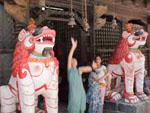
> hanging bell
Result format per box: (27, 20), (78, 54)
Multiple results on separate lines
(94, 18), (106, 29)
(68, 16), (76, 27)
(112, 18), (118, 29)
(83, 18), (90, 32)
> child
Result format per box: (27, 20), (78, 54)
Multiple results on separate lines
(95, 56), (110, 107)
(87, 60), (103, 113)
(87, 55), (110, 113)
(67, 38), (92, 113)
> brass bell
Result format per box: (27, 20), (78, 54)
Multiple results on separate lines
(94, 18), (106, 29)
(83, 18), (90, 32)
(112, 18), (118, 29)
(68, 16), (76, 27)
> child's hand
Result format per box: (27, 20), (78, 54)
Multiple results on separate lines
(104, 69), (108, 75)
(71, 37), (77, 49)
(106, 84), (111, 91)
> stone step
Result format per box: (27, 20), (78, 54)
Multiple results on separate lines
(104, 110), (125, 113)
(104, 99), (150, 113)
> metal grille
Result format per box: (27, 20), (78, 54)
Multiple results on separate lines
(94, 21), (122, 65)
(141, 48), (150, 74)
(95, 22), (122, 49)
(53, 21), (82, 63)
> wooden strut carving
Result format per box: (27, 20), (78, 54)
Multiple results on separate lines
(94, 5), (108, 29)
(4, 0), (28, 23)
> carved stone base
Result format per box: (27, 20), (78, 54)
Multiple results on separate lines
(104, 99), (150, 113)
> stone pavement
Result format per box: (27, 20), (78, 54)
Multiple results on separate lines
(0, 103), (68, 113)
(59, 102), (67, 113)
(35, 103), (67, 113)
(59, 100), (150, 113)
(104, 99), (150, 113)
(1, 100), (150, 113)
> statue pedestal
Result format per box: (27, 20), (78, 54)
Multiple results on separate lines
(104, 100), (150, 113)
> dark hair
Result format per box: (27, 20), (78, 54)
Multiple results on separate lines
(94, 54), (102, 60)
(128, 19), (146, 27)
(94, 54), (105, 65)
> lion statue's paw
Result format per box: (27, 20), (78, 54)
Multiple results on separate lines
(124, 95), (139, 104)
(136, 93), (149, 101)
(105, 91), (122, 102)
(111, 92), (122, 102)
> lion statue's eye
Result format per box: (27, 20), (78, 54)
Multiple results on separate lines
(32, 28), (43, 36)
(37, 39), (41, 42)
(134, 30), (143, 36)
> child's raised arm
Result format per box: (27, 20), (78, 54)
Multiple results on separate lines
(79, 66), (92, 74)
(67, 38), (77, 69)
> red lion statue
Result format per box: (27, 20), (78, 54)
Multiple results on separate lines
(106, 19), (149, 104)
(0, 20), (59, 113)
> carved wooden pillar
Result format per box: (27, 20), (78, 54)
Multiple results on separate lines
(121, 0), (133, 5)
(132, 0), (139, 4)
(80, 31), (87, 64)
(146, 1), (150, 8)
(146, 16), (150, 76)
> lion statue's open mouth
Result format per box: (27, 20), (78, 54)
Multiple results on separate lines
(42, 47), (54, 57)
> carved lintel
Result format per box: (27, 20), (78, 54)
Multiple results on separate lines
(4, 1), (27, 23)
(45, 0), (93, 13)
(14, 0), (28, 7)
(99, 1), (149, 23)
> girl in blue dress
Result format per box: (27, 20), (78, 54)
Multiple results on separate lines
(87, 56), (110, 113)
(87, 60), (102, 113)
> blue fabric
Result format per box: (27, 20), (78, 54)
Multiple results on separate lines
(67, 67), (86, 113)
(87, 72), (102, 113)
